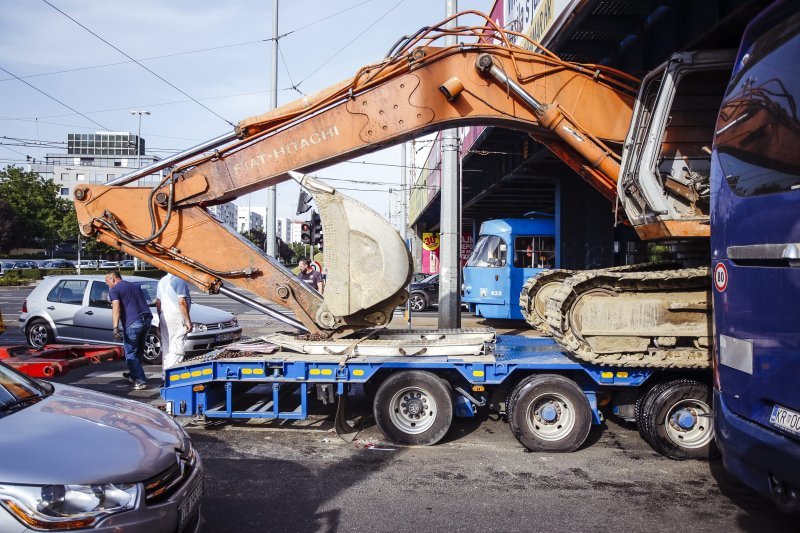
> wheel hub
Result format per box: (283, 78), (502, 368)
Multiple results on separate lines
(390, 387), (437, 435)
(405, 397), (424, 417)
(672, 408), (697, 430)
(538, 402), (559, 423)
(664, 399), (713, 449)
(526, 392), (575, 442)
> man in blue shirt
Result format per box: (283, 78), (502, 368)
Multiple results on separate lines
(106, 271), (152, 390)
(155, 273), (193, 372)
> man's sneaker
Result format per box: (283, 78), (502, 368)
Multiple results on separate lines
(122, 372), (135, 385)
(133, 382), (147, 390)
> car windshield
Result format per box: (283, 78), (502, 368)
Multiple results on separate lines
(134, 281), (158, 305)
(0, 363), (52, 414)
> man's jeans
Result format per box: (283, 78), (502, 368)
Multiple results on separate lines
(123, 317), (152, 385)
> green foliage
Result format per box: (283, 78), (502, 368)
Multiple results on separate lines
(288, 242), (321, 264)
(648, 244), (672, 263)
(241, 228), (267, 249)
(80, 236), (118, 259)
(0, 275), (28, 286)
(57, 207), (117, 259)
(0, 166), (71, 253)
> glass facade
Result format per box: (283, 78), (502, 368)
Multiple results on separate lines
(66, 132), (143, 156)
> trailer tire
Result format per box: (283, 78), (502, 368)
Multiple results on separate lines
(636, 379), (719, 461)
(26, 319), (53, 349)
(508, 374), (592, 453)
(373, 371), (453, 445)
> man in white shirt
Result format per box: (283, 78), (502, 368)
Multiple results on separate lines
(155, 273), (192, 371)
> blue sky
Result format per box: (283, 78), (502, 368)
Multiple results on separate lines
(0, 0), (491, 222)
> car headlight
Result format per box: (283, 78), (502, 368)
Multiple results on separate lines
(191, 323), (207, 332)
(0, 482), (138, 530)
(231, 317), (238, 327)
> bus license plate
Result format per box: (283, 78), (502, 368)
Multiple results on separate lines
(769, 404), (800, 437)
(178, 477), (203, 531)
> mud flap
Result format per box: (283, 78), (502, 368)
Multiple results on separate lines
(334, 393), (359, 443)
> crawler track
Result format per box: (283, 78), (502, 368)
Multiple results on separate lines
(519, 262), (679, 334)
(544, 267), (711, 368)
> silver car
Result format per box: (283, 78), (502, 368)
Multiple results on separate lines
(0, 362), (203, 532)
(19, 275), (242, 365)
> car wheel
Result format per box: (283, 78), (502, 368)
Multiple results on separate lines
(142, 327), (162, 365)
(409, 292), (428, 312)
(26, 319), (53, 349)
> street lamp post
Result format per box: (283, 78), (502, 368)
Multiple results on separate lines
(129, 110), (150, 169)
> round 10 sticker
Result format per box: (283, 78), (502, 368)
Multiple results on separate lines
(714, 262), (728, 292)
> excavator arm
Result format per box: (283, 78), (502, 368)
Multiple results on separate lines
(73, 12), (638, 338)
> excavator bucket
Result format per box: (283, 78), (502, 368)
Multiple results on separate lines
(290, 172), (412, 321)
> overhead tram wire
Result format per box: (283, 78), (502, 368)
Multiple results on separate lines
(0, 64), (111, 131)
(5, 89), (277, 122)
(294, 0), (406, 90)
(41, 0), (234, 127)
(8, 1), (378, 85)
(278, 43), (303, 97)
(0, 40), (270, 83)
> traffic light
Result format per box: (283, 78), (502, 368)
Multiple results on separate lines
(300, 221), (312, 244)
(296, 190), (312, 215)
(310, 211), (323, 246)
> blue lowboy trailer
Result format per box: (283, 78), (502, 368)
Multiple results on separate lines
(162, 331), (713, 460)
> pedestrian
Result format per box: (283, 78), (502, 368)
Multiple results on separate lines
(155, 272), (192, 371)
(106, 271), (152, 390)
(297, 257), (324, 293)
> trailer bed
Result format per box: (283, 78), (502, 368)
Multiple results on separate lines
(163, 335), (652, 421)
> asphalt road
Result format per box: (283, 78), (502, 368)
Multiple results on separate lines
(0, 285), (795, 532)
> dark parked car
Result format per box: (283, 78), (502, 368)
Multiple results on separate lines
(411, 272), (430, 283)
(42, 260), (75, 269)
(409, 274), (439, 311)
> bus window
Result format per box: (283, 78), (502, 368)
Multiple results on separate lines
(466, 235), (507, 267)
(514, 236), (555, 268)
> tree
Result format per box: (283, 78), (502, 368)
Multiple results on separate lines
(288, 242), (320, 264)
(0, 198), (14, 252)
(241, 228), (267, 249)
(59, 207), (117, 260)
(0, 166), (71, 253)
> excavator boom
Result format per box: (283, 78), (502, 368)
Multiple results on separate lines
(73, 12), (638, 338)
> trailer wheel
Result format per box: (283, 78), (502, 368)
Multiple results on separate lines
(508, 375), (592, 453)
(26, 319), (53, 349)
(373, 371), (453, 445)
(636, 379), (719, 460)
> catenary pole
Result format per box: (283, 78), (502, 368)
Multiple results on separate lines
(438, 0), (461, 328)
(265, 0), (279, 257)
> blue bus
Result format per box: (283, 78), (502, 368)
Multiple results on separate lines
(712, 0), (800, 512)
(462, 218), (556, 319)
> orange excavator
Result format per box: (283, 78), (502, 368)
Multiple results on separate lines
(73, 12), (726, 368)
